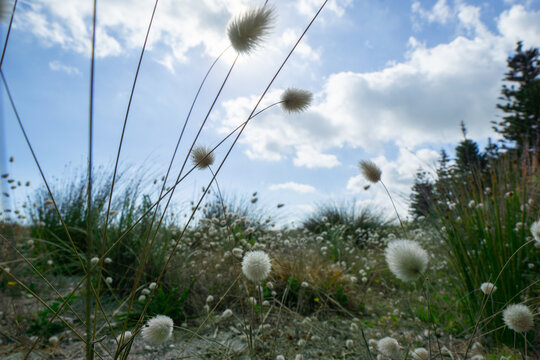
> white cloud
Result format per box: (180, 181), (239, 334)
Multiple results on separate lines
(14, 0), (328, 71)
(48, 60), (80, 75)
(296, 0), (353, 18)
(269, 181), (316, 193)
(220, 31), (508, 163)
(498, 5), (540, 48)
(412, 0), (452, 24)
(292, 145), (340, 168)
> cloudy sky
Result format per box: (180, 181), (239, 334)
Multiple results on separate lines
(1, 0), (539, 225)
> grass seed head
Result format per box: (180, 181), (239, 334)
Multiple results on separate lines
(411, 347), (429, 360)
(530, 219), (540, 242)
(227, 6), (274, 54)
(141, 315), (174, 345)
(502, 304), (534, 333)
(359, 160), (382, 183)
(377, 337), (400, 358)
(385, 239), (428, 282)
(480, 282), (497, 295)
(242, 250), (271, 282)
(281, 88), (313, 113)
(191, 146), (215, 170)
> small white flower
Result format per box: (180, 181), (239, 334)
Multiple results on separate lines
(480, 282), (497, 295)
(206, 295), (214, 303)
(90, 257), (99, 265)
(141, 315), (174, 344)
(468, 200), (476, 208)
(502, 304), (534, 333)
(104, 257), (112, 264)
(138, 295), (146, 302)
(105, 277), (113, 285)
(142, 288), (151, 295)
(47, 259), (53, 266)
(276, 355), (285, 360)
(301, 281), (309, 288)
(149, 282), (157, 290)
(345, 339), (354, 348)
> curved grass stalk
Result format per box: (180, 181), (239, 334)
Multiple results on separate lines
(0, 0), (17, 69)
(95, 0), (160, 347)
(85, 1), (97, 358)
(463, 239), (536, 359)
(115, 54), (240, 359)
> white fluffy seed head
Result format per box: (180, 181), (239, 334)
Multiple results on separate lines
(116, 331), (132, 344)
(191, 145), (215, 170)
(411, 347), (429, 360)
(359, 160), (382, 183)
(530, 219), (540, 242)
(280, 88), (313, 113)
(141, 315), (174, 344)
(221, 309), (233, 319)
(377, 337), (400, 358)
(48, 335), (59, 346)
(227, 6), (274, 54)
(480, 282), (497, 295)
(385, 240), (428, 282)
(502, 304), (534, 333)
(242, 250), (271, 282)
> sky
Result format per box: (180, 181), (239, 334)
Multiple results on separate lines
(1, 0), (539, 227)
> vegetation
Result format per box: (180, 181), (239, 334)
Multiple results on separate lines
(0, 1), (538, 359)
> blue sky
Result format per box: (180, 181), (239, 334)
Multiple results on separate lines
(1, 0), (540, 226)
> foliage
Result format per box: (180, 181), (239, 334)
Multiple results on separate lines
(25, 167), (175, 290)
(409, 169), (435, 218)
(431, 151), (539, 344)
(303, 201), (392, 246)
(28, 295), (79, 337)
(493, 41), (540, 152)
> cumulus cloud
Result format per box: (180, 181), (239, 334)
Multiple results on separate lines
(498, 5), (540, 47)
(216, 3), (540, 217)
(220, 4), (540, 168)
(14, 0), (334, 71)
(269, 182), (316, 193)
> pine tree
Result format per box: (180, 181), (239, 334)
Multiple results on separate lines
(493, 41), (540, 152)
(409, 169), (434, 218)
(455, 121), (487, 173)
